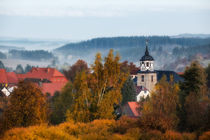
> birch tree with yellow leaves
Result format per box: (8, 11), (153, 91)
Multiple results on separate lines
(66, 49), (128, 122)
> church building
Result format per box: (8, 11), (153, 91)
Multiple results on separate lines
(137, 41), (157, 92)
(134, 40), (183, 100)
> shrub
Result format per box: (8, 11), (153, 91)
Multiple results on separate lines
(163, 130), (183, 140)
(139, 130), (162, 140)
(114, 116), (138, 134)
(59, 119), (115, 138)
(182, 132), (196, 140)
(199, 131), (210, 140)
(2, 125), (77, 140)
(125, 128), (141, 140)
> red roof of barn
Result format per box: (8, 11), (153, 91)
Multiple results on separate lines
(41, 82), (66, 96)
(0, 69), (8, 83)
(16, 68), (67, 82)
(177, 72), (184, 75)
(6, 72), (18, 84)
(127, 102), (140, 117)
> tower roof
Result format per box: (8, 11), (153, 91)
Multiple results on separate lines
(140, 40), (154, 61)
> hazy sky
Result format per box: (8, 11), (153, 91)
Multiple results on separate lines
(0, 0), (210, 40)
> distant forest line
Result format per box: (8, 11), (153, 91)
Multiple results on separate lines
(1, 36), (210, 72)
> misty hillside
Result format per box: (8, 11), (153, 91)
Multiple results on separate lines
(55, 36), (210, 72)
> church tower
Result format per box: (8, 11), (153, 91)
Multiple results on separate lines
(137, 40), (157, 92)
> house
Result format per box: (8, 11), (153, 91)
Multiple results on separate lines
(1, 87), (10, 96)
(16, 68), (67, 83)
(16, 68), (68, 96)
(122, 102), (140, 118)
(0, 68), (68, 96)
(136, 86), (150, 101)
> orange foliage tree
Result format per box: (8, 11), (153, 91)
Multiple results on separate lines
(2, 81), (47, 130)
(141, 75), (180, 132)
(63, 59), (89, 82)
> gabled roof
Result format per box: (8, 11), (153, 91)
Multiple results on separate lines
(156, 70), (183, 82)
(127, 102), (140, 117)
(17, 68), (67, 82)
(0, 69), (8, 83)
(122, 102), (140, 118)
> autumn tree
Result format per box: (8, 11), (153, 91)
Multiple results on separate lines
(25, 64), (32, 73)
(121, 77), (136, 105)
(141, 75), (179, 132)
(2, 81), (47, 130)
(178, 61), (209, 131)
(63, 59), (89, 82)
(120, 61), (138, 75)
(129, 62), (139, 75)
(66, 71), (91, 122)
(206, 63), (210, 88)
(90, 50), (128, 119)
(66, 49), (128, 122)
(0, 60), (5, 69)
(49, 82), (74, 124)
(15, 64), (24, 74)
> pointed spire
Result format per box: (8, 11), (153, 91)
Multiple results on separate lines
(145, 39), (149, 56)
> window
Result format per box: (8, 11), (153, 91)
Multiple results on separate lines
(141, 75), (144, 82)
(151, 75), (153, 82)
(146, 62), (149, 67)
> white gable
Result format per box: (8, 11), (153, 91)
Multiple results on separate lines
(136, 90), (150, 102)
(1, 87), (10, 96)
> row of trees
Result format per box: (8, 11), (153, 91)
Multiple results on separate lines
(0, 61), (33, 73)
(51, 50), (130, 124)
(58, 36), (210, 51)
(9, 50), (54, 61)
(0, 49), (136, 131)
(0, 51), (6, 59)
(1, 50), (210, 137)
(140, 61), (210, 133)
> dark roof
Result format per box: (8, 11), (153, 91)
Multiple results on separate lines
(140, 45), (154, 61)
(133, 76), (137, 84)
(135, 70), (183, 83)
(156, 70), (183, 83)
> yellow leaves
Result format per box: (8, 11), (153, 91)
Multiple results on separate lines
(66, 49), (128, 122)
(1, 119), (201, 140)
(199, 131), (210, 140)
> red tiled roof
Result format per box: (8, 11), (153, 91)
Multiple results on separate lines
(17, 68), (68, 82)
(0, 69), (8, 83)
(177, 72), (184, 75)
(6, 72), (18, 84)
(41, 82), (67, 96)
(127, 102), (140, 117)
